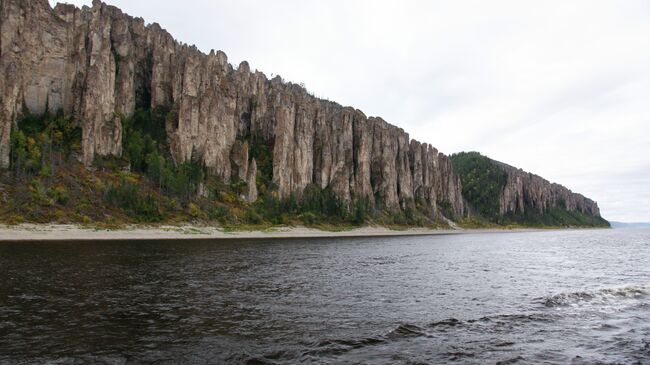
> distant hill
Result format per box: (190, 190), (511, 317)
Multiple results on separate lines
(610, 222), (650, 229)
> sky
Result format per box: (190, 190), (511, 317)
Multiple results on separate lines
(50, 0), (650, 222)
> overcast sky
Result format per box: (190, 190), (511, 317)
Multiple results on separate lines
(52, 0), (650, 222)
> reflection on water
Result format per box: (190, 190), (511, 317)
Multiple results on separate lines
(1, 229), (649, 364)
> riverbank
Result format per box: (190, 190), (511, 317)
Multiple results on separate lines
(0, 224), (553, 242)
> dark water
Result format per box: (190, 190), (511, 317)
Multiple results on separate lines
(1, 229), (649, 364)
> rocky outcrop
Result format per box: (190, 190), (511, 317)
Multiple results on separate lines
(0, 0), (602, 222)
(0, 0), (127, 166)
(495, 161), (601, 217)
(245, 158), (258, 203)
(230, 139), (257, 203)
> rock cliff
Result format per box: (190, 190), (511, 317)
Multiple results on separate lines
(495, 161), (601, 217)
(0, 0), (602, 222)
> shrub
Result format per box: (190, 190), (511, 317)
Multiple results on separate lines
(48, 185), (69, 205)
(94, 155), (130, 172)
(300, 212), (318, 225)
(208, 205), (230, 223)
(188, 203), (202, 219)
(300, 184), (346, 219)
(104, 179), (164, 222)
(230, 179), (247, 196)
(351, 196), (372, 225)
(244, 209), (264, 225)
(438, 200), (455, 220)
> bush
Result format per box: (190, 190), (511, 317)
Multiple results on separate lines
(300, 184), (346, 219)
(48, 185), (69, 205)
(351, 196), (372, 225)
(161, 159), (205, 203)
(104, 179), (164, 222)
(244, 209), (264, 224)
(94, 155), (129, 172)
(438, 200), (455, 220)
(300, 212), (318, 225)
(230, 179), (247, 196)
(188, 203), (203, 219)
(208, 205), (231, 224)
(29, 179), (54, 206)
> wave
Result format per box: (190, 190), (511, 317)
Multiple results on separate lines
(386, 323), (430, 339)
(248, 293), (649, 363)
(301, 323), (431, 358)
(475, 313), (556, 324)
(429, 318), (463, 328)
(301, 336), (386, 357)
(539, 285), (649, 308)
(303, 313), (549, 358)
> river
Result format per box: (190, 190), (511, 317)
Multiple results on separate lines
(1, 229), (649, 364)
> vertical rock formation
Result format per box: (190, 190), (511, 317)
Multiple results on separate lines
(245, 158), (258, 203)
(495, 162), (601, 217)
(0, 0), (602, 222)
(0, 0), (127, 166)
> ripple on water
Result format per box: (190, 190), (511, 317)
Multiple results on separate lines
(0, 229), (649, 364)
(538, 285), (649, 308)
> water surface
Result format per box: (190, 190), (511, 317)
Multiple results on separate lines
(1, 229), (649, 364)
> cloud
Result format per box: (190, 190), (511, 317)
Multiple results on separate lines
(50, 0), (650, 221)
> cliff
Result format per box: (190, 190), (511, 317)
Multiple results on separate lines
(496, 161), (601, 217)
(450, 152), (605, 226)
(0, 0), (603, 225)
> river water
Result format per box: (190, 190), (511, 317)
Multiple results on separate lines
(1, 229), (649, 364)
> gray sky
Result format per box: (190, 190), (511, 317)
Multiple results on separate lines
(52, 0), (650, 222)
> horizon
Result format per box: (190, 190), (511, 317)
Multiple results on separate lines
(50, 0), (650, 222)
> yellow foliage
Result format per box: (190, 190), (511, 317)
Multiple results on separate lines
(188, 203), (201, 218)
(53, 210), (66, 221)
(221, 191), (238, 204)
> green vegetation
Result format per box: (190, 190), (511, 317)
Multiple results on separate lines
(1, 110), (444, 229)
(119, 108), (205, 204)
(1, 113), (606, 229)
(451, 151), (609, 228)
(450, 152), (507, 219)
(501, 203), (610, 228)
(437, 200), (456, 221)
(9, 112), (82, 176)
(247, 133), (273, 194)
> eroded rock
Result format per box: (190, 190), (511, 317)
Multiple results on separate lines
(0, 0), (601, 221)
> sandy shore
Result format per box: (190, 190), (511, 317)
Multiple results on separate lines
(0, 224), (544, 242)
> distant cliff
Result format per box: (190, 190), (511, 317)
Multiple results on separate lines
(496, 161), (600, 218)
(0, 0), (605, 226)
(451, 152), (606, 226)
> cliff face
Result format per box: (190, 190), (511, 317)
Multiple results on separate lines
(0, 0), (602, 222)
(0, 0), (124, 167)
(496, 162), (601, 217)
(0, 0), (465, 216)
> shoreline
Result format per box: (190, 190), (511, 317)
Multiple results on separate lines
(0, 224), (583, 242)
